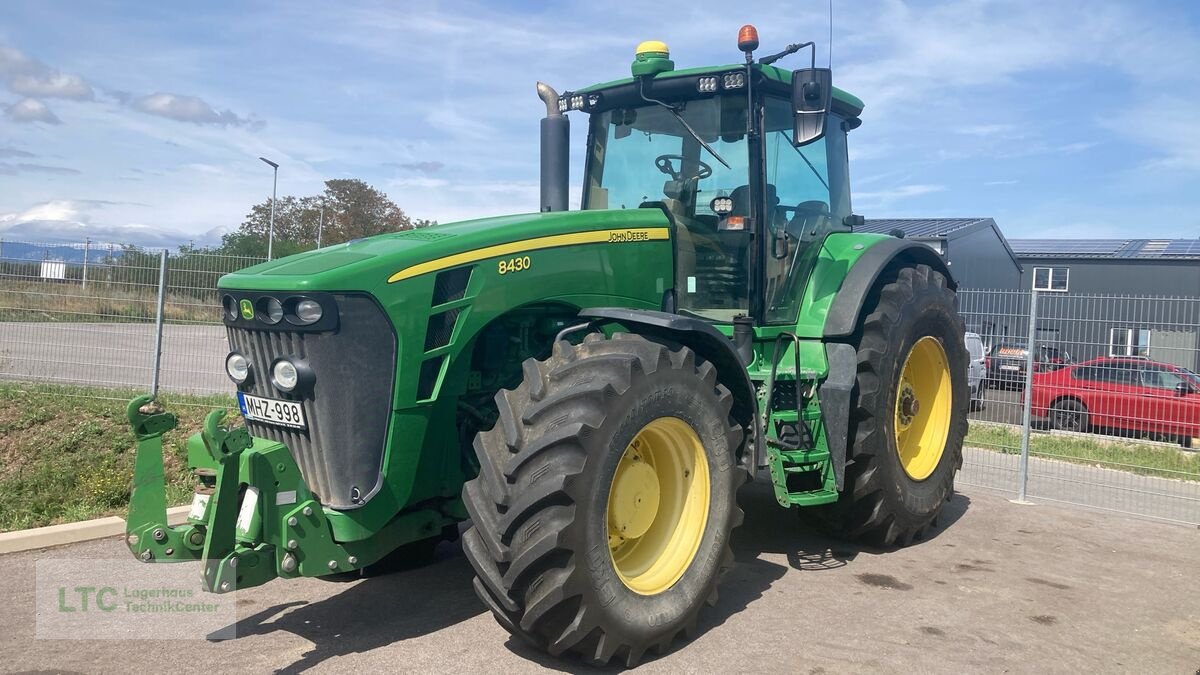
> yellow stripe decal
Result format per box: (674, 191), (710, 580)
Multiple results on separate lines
(386, 227), (671, 283)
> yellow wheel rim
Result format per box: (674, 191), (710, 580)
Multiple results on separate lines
(607, 417), (710, 595)
(894, 336), (952, 481)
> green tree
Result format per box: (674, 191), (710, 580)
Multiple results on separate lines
(216, 179), (416, 258)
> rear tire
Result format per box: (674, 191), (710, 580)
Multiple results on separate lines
(805, 264), (968, 547)
(461, 333), (746, 666)
(1049, 398), (1089, 433)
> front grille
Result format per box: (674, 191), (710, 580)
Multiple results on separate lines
(227, 294), (396, 510)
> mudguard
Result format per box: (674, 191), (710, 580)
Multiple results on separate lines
(577, 307), (761, 469)
(822, 237), (956, 338)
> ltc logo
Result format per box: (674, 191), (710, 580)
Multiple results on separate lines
(58, 586), (118, 612)
(239, 299), (254, 320)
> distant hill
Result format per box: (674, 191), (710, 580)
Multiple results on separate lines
(0, 241), (126, 265)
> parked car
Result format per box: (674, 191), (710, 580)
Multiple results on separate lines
(1030, 356), (1200, 446)
(987, 341), (1072, 388)
(965, 332), (986, 410)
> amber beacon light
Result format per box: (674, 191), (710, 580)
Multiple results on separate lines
(737, 24), (760, 53)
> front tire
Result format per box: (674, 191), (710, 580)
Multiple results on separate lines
(461, 333), (746, 667)
(806, 264), (968, 546)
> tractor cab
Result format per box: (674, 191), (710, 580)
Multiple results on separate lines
(552, 33), (863, 325)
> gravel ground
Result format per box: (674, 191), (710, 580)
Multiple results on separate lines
(0, 484), (1197, 674)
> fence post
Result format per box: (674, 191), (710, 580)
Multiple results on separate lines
(81, 238), (90, 289)
(150, 249), (169, 398)
(1016, 288), (1039, 503)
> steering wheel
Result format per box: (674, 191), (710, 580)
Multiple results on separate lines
(654, 154), (713, 182)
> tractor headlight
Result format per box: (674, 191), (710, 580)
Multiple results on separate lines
(269, 357), (314, 393)
(722, 71), (745, 89)
(287, 298), (324, 325)
(272, 359), (299, 392)
(697, 76), (719, 93)
(225, 352), (251, 384)
(222, 294), (238, 321)
(257, 296), (283, 324)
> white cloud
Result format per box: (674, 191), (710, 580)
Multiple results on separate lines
(0, 145), (35, 158)
(954, 124), (1017, 137)
(9, 72), (93, 100)
(854, 184), (946, 210)
(4, 98), (60, 124)
(0, 45), (94, 100)
(129, 92), (262, 128)
(0, 163), (80, 175)
(0, 199), (192, 247)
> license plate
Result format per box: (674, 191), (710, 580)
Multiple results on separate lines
(1000, 365), (1019, 371)
(238, 392), (306, 429)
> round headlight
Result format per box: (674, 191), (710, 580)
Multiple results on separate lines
(222, 295), (238, 321)
(257, 296), (283, 324)
(291, 298), (323, 325)
(272, 359), (299, 392)
(225, 352), (250, 384)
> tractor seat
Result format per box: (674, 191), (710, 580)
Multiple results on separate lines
(786, 200), (831, 240)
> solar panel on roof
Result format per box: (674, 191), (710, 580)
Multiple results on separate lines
(1008, 239), (1129, 256)
(860, 218), (986, 237)
(1159, 239), (1200, 256)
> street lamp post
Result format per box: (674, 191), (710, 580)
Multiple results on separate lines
(317, 200), (324, 249)
(259, 156), (279, 260)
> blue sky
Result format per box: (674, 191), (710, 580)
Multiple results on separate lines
(2, 0), (1199, 247)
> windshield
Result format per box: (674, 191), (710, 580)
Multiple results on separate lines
(584, 96), (751, 320)
(583, 92), (850, 324)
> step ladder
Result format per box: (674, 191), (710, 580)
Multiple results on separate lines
(761, 332), (839, 507)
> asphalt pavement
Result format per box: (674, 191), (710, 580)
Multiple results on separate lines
(1, 484), (1197, 673)
(0, 322), (228, 394)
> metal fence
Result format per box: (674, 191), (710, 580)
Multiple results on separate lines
(0, 240), (1197, 525)
(958, 288), (1200, 526)
(0, 238), (263, 404)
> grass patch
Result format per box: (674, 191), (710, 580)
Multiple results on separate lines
(0, 280), (220, 324)
(0, 382), (235, 532)
(966, 422), (1200, 482)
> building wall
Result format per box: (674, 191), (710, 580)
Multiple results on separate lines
(945, 227), (1022, 290)
(1015, 258), (1200, 296)
(1006, 257), (1200, 371)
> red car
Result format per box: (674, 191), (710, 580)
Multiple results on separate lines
(1030, 357), (1200, 445)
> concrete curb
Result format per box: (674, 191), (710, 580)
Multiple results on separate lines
(0, 505), (192, 555)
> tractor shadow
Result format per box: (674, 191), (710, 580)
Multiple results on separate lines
(212, 542), (484, 674)
(213, 484), (971, 673)
(734, 479), (971, 570)
(506, 483), (970, 672)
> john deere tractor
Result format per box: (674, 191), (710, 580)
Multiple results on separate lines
(124, 26), (967, 666)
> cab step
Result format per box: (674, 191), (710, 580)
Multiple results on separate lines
(765, 443), (839, 508)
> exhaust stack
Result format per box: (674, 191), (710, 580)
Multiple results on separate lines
(536, 82), (569, 212)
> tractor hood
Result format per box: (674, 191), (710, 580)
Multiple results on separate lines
(217, 208), (672, 294)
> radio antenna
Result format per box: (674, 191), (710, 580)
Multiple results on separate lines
(828, 0), (834, 68)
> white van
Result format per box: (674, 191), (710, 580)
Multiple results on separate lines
(965, 332), (986, 410)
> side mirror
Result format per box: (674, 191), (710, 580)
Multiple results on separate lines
(792, 67), (832, 147)
(1176, 382), (1195, 397)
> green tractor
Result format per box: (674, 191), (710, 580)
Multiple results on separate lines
(124, 26), (967, 666)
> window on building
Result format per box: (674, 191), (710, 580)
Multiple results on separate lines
(1109, 328), (1150, 357)
(1032, 267), (1069, 292)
